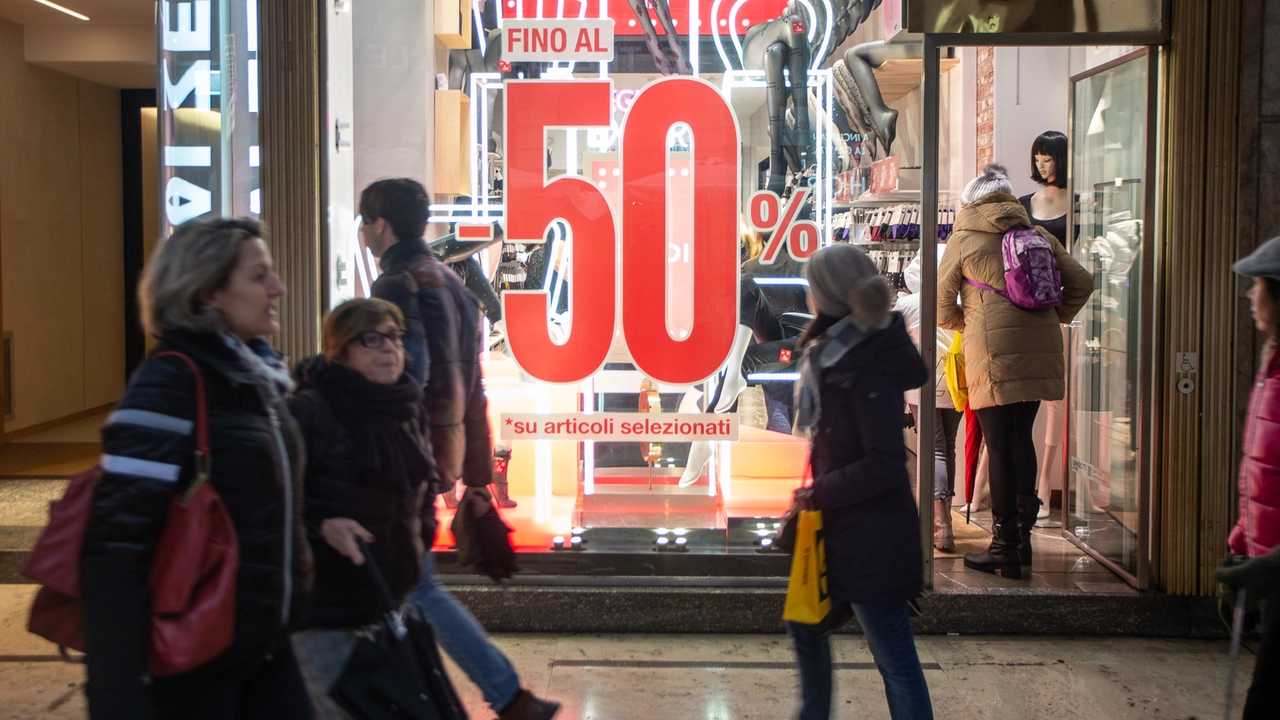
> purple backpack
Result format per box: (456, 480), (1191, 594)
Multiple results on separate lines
(967, 225), (1062, 310)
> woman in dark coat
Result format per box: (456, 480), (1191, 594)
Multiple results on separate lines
(789, 243), (933, 720)
(81, 217), (313, 719)
(288, 299), (436, 719)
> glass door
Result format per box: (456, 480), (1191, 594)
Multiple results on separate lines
(1065, 50), (1152, 584)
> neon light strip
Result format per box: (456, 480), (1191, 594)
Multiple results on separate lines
(710, 0), (733, 71)
(582, 376), (595, 495)
(689, 0), (699, 76)
(29, 0), (88, 21)
(727, 0), (748, 67)
(814, 0), (834, 69)
(717, 441), (731, 498)
(746, 372), (801, 381)
(753, 277), (809, 286)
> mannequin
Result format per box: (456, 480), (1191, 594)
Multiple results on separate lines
(1019, 130), (1070, 245)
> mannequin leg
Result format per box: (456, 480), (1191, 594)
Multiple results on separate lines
(784, 37), (813, 171)
(763, 42), (789, 194)
(649, 0), (692, 75)
(1036, 444), (1058, 521)
(715, 325), (755, 413)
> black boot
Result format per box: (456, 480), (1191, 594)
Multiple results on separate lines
(1016, 495), (1042, 566)
(963, 517), (1022, 579)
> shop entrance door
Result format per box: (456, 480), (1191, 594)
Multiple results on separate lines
(1064, 50), (1156, 585)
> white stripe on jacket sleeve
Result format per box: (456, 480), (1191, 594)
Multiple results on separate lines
(107, 409), (194, 436)
(100, 454), (182, 483)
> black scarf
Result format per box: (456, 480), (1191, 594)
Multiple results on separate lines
(294, 356), (432, 491)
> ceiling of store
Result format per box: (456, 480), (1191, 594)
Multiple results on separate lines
(0, 0), (153, 25)
(0, 0), (155, 88)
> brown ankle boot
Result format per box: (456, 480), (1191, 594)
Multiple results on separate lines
(498, 689), (561, 719)
(934, 500), (954, 551)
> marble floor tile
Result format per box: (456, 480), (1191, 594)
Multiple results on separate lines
(0, 585), (62, 656)
(552, 632), (799, 664)
(0, 662), (86, 719)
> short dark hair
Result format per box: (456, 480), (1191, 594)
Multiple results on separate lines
(1030, 130), (1068, 189)
(359, 178), (429, 241)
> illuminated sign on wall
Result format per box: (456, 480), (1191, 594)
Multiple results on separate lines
(158, 0), (260, 237)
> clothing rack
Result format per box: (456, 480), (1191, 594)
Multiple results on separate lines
(867, 247), (917, 293)
(833, 202), (957, 245)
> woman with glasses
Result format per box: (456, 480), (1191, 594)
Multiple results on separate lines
(288, 299), (438, 718)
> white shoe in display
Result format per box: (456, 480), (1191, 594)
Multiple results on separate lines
(680, 441), (713, 487)
(713, 325), (754, 413)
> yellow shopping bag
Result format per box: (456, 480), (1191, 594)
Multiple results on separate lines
(782, 511), (831, 624)
(943, 332), (968, 410)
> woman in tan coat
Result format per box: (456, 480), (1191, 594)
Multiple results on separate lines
(937, 164), (1093, 579)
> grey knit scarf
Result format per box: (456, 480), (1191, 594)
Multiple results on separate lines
(792, 317), (869, 438)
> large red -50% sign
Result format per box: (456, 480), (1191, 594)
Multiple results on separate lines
(501, 77), (759, 386)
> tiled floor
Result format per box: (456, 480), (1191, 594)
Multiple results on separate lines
(0, 585), (1252, 719)
(933, 507), (1135, 594)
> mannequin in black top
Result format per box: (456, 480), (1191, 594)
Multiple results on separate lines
(1019, 130), (1070, 244)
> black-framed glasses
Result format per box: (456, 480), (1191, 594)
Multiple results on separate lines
(352, 330), (405, 350)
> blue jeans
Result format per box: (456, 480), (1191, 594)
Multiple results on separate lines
(410, 551), (521, 711)
(910, 405), (963, 501)
(788, 602), (933, 720)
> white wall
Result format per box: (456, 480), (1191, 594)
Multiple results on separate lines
(992, 47), (1071, 200)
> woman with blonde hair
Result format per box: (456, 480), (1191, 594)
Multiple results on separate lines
(82, 217), (313, 718)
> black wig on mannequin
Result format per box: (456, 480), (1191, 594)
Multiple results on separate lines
(1030, 130), (1068, 189)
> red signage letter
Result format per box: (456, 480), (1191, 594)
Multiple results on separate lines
(502, 81), (618, 383)
(620, 77), (741, 384)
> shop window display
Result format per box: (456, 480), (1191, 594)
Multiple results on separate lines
(271, 1), (1159, 587)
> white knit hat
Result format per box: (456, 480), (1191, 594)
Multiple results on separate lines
(960, 163), (1014, 206)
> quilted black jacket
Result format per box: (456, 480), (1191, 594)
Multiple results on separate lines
(80, 331), (311, 719)
(288, 369), (433, 629)
(372, 238), (493, 493)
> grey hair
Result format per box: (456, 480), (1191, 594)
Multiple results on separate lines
(138, 217), (263, 338)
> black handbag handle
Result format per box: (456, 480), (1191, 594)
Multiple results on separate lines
(355, 539), (398, 615)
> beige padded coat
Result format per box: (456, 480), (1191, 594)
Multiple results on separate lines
(937, 193), (1093, 410)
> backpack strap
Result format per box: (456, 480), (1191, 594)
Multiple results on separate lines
(154, 351), (210, 505)
(965, 278), (999, 293)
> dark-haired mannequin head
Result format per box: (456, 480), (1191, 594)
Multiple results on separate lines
(1024, 131), (1070, 231)
(1030, 130), (1068, 189)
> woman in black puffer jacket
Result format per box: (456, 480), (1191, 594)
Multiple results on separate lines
(789, 244), (933, 720)
(289, 299), (437, 717)
(81, 218), (313, 719)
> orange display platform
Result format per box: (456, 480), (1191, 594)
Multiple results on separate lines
(433, 424), (808, 552)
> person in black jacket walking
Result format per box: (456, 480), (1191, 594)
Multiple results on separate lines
(361, 178), (559, 719)
(288, 299), (437, 718)
(788, 243), (934, 720)
(81, 217), (313, 719)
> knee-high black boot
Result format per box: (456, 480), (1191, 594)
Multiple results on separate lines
(1016, 495), (1042, 566)
(963, 517), (1022, 579)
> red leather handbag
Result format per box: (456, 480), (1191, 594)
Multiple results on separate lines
(23, 350), (239, 677)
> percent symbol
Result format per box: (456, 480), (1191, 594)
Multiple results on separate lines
(747, 188), (821, 265)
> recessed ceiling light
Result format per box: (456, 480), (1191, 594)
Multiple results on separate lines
(31, 0), (89, 21)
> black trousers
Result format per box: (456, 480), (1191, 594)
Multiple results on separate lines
(151, 644), (314, 720)
(1245, 596), (1280, 719)
(974, 401), (1041, 520)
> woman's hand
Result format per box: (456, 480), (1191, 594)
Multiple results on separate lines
(792, 488), (815, 513)
(321, 518), (375, 565)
